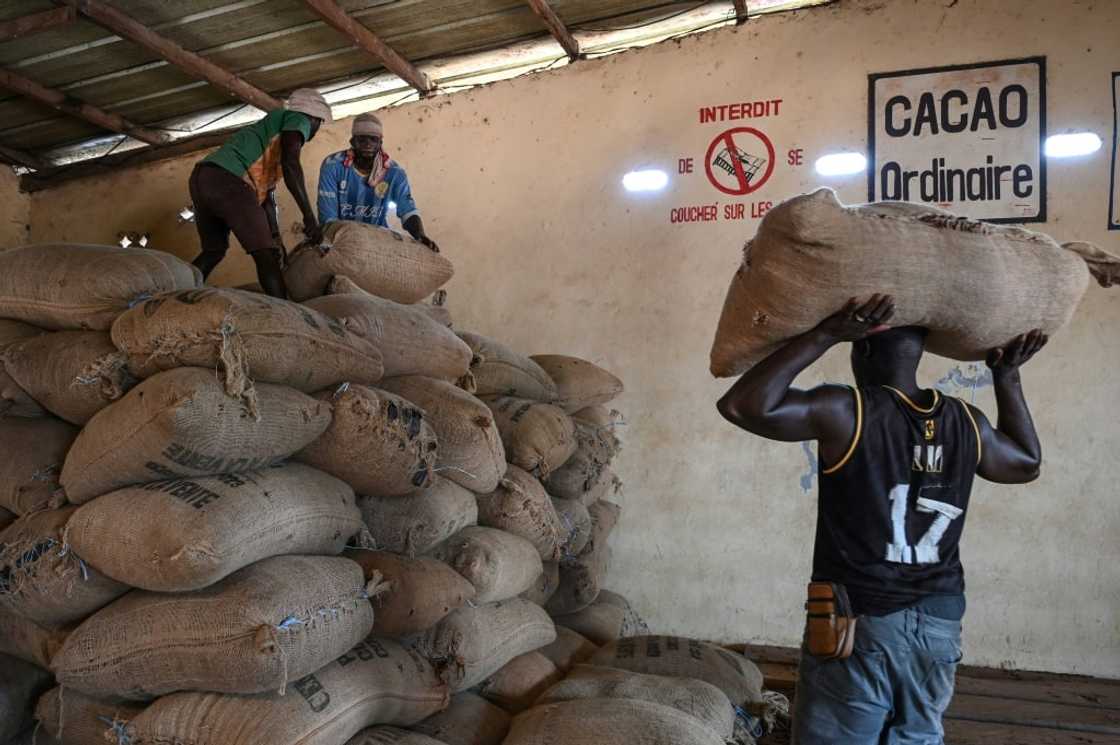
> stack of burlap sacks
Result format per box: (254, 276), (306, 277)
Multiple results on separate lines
(0, 223), (773, 745)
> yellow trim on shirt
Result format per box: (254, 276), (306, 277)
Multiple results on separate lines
(958, 399), (983, 466)
(883, 385), (940, 414)
(822, 386), (862, 475)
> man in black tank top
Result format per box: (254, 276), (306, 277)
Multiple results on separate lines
(718, 295), (1047, 745)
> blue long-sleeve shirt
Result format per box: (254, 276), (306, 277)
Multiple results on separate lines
(317, 150), (419, 227)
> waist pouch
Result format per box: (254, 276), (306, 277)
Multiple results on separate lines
(805, 581), (858, 660)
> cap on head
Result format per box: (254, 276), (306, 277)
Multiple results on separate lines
(352, 113), (383, 138)
(285, 88), (332, 123)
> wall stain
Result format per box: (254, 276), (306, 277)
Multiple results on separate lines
(935, 363), (993, 402)
(800, 441), (818, 493)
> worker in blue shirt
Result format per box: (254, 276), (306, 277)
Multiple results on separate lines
(317, 112), (439, 252)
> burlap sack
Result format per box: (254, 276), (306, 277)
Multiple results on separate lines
(346, 549), (476, 636)
(326, 276), (453, 327)
(528, 356), (624, 413)
(478, 651), (561, 713)
(577, 466), (620, 507)
(519, 561), (559, 607)
(504, 699), (726, 745)
(346, 727), (449, 745)
(428, 527), (542, 604)
(0, 654), (54, 742)
(550, 498), (591, 559)
(571, 405), (625, 442)
(0, 507), (129, 628)
(483, 397), (576, 478)
(589, 636), (765, 708)
(0, 244), (202, 331)
(0, 319), (45, 417)
(0, 416), (76, 514)
(359, 477), (477, 556)
(456, 333), (557, 401)
(308, 279), (471, 381)
(298, 384), (438, 496)
(552, 602), (625, 646)
(61, 367), (331, 503)
(0, 506), (14, 531)
(124, 637), (448, 745)
(2, 331), (135, 426)
(476, 465), (563, 561)
(379, 377), (506, 493)
(543, 418), (620, 501)
(52, 555), (375, 699)
(418, 599), (556, 692)
(35, 686), (146, 745)
(545, 500), (619, 616)
(0, 607), (68, 668)
(285, 221), (454, 303)
(67, 464), (361, 592)
(536, 626), (596, 672)
(536, 665), (735, 738)
(412, 692), (510, 745)
(111, 288), (383, 401)
(711, 188), (1120, 376)
(595, 589), (650, 637)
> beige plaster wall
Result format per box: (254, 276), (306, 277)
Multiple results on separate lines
(0, 165), (29, 248)
(27, 0), (1119, 676)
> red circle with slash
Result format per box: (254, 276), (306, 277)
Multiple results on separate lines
(704, 126), (776, 196)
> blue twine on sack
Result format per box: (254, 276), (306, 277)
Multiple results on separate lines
(734, 705), (765, 739)
(127, 293), (152, 309)
(98, 715), (132, 745)
(276, 616), (303, 630)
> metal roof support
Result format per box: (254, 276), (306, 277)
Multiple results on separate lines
(733, 0), (749, 24)
(0, 7), (76, 42)
(0, 67), (169, 145)
(525, 0), (581, 61)
(52, 0), (281, 111)
(302, 0), (434, 95)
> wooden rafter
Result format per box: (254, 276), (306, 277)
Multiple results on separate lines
(733, 0), (749, 24)
(0, 143), (46, 170)
(0, 7), (75, 42)
(303, 0), (433, 95)
(525, 0), (580, 61)
(53, 0), (281, 112)
(0, 68), (169, 145)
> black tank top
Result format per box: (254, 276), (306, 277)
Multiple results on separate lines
(813, 385), (981, 616)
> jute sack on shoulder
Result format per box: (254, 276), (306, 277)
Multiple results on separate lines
(0, 416), (76, 514)
(483, 396), (576, 478)
(476, 465), (563, 561)
(0, 244), (201, 331)
(418, 599), (556, 692)
(519, 561), (559, 607)
(2, 331), (135, 425)
(297, 384), (438, 496)
(35, 686), (146, 745)
(66, 464), (361, 592)
(456, 333), (557, 402)
(124, 637), (448, 745)
(0, 654), (54, 742)
(0, 607), (69, 668)
(536, 664), (735, 739)
(52, 555), (375, 699)
(346, 727), (449, 745)
(528, 356), (624, 413)
(308, 279), (472, 381)
(378, 377), (506, 493)
(346, 549), (476, 637)
(111, 288), (383, 400)
(0, 319), (45, 417)
(504, 699), (726, 745)
(285, 221), (454, 303)
(478, 651), (561, 713)
(589, 636), (765, 708)
(710, 188), (1120, 377)
(60, 367), (331, 503)
(536, 626), (596, 672)
(0, 507), (129, 628)
(550, 498), (591, 559)
(545, 500), (619, 616)
(359, 477), (477, 556)
(428, 527), (542, 604)
(411, 692), (510, 745)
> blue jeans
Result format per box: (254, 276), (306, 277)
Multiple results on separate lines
(793, 607), (963, 745)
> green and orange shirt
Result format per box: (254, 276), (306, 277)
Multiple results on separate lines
(202, 109), (313, 204)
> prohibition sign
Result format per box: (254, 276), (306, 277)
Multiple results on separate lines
(704, 126), (776, 196)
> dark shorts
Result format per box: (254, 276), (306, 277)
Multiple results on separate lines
(188, 162), (273, 256)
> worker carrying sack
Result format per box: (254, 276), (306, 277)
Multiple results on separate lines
(710, 188), (1120, 377)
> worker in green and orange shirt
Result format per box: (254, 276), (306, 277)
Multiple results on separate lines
(188, 88), (331, 298)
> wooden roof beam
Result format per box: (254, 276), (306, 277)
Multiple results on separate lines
(525, 0), (581, 61)
(302, 0), (433, 95)
(0, 67), (169, 145)
(53, 0), (281, 112)
(0, 143), (46, 171)
(0, 6), (76, 42)
(733, 0), (749, 24)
